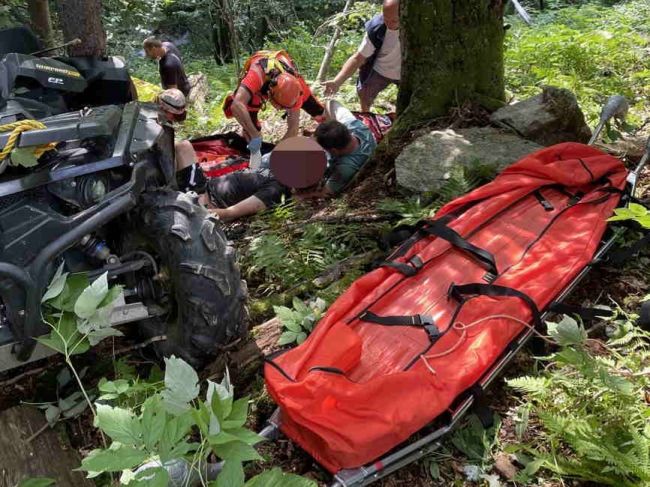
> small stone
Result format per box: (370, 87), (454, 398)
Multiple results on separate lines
(494, 452), (518, 480)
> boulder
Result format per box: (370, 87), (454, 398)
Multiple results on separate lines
(395, 127), (543, 193)
(490, 86), (592, 146)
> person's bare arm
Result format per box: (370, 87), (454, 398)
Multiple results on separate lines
(231, 88), (262, 140)
(209, 195), (267, 222)
(322, 52), (367, 95)
(294, 186), (334, 200)
(284, 109), (300, 139)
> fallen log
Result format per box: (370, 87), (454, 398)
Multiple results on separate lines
(0, 406), (94, 486)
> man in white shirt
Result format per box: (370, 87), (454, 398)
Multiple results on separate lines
(323, 0), (400, 112)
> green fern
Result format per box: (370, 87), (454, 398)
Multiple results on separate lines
(507, 313), (650, 486)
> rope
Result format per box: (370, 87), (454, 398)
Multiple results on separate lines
(0, 120), (57, 165)
(419, 314), (555, 376)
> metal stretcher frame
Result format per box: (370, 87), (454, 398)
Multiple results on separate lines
(258, 99), (650, 487)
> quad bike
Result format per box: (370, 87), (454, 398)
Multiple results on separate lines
(0, 27), (247, 372)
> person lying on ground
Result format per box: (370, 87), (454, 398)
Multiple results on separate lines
(222, 50), (325, 156)
(144, 36), (191, 97)
(157, 88), (188, 123)
(294, 100), (377, 199)
(322, 0), (400, 112)
(198, 101), (375, 221)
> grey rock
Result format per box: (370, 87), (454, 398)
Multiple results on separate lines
(395, 127), (542, 193)
(490, 86), (592, 146)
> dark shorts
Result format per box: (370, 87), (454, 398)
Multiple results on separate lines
(176, 164), (208, 193)
(357, 70), (399, 107)
(206, 171), (289, 209)
(249, 94), (324, 130)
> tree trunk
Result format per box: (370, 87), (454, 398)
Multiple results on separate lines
(56, 0), (106, 57)
(317, 0), (355, 82)
(0, 406), (94, 486)
(391, 0), (506, 142)
(27, 0), (53, 48)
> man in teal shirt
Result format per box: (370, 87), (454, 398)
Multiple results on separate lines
(298, 101), (377, 198)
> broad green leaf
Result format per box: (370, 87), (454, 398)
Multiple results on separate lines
(206, 381), (224, 434)
(10, 148), (39, 168)
(274, 306), (298, 329)
(547, 316), (587, 346)
(158, 412), (195, 463)
(224, 427), (264, 446)
(131, 467), (170, 487)
(208, 430), (241, 445)
(44, 405), (60, 426)
(292, 297), (311, 316)
(628, 203), (648, 216)
(429, 461), (441, 480)
(95, 404), (142, 446)
(74, 273), (110, 319)
(17, 479), (56, 487)
(296, 332), (308, 344)
(38, 313), (88, 356)
(42, 262), (67, 303)
(222, 396), (249, 429)
(141, 395), (167, 451)
(244, 468), (317, 487)
(80, 446), (148, 472)
(48, 274), (89, 312)
(278, 331), (298, 346)
(86, 326), (123, 347)
(162, 356), (199, 415)
(215, 460), (245, 487)
(213, 441), (262, 462)
(99, 378), (130, 395)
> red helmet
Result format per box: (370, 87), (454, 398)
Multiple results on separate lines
(269, 73), (303, 110)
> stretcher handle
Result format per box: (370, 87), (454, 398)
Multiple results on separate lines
(589, 95), (629, 146)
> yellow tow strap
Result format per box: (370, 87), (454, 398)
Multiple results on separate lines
(0, 120), (57, 164)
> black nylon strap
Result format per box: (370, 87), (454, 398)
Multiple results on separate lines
(548, 302), (614, 320)
(534, 190), (554, 211)
(359, 310), (440, 340)
(448, 283), (542, 329)
(421, 221), (498, 276)
(382, 255), (424, 277)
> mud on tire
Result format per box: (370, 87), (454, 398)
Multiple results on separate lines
(129, 189), (247, 367)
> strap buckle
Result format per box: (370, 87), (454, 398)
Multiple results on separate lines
(447, 283), (463, 302)
(416, 315), (439, 340)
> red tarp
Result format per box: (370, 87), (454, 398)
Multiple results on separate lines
(264, 143), (627, 472)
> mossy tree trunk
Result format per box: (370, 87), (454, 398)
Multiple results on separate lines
(379, 0), (506, 161)
(56, 0), (106, 57)
(27, 0), (53, 48)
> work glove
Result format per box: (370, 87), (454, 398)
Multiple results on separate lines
(247, 137), (263, 155)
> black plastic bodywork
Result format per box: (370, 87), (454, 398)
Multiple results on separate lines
(0, 102), (177, 362)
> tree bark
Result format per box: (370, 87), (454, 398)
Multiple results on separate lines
(391, 0), (506, 142)
(27, 0), (53, 48)
(0, 406), (94, 486)
(56, 0), (107, 57)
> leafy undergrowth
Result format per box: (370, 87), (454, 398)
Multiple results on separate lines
(505, 0), (650, 125)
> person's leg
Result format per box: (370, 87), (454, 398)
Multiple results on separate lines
(208, 174), (287, 222)
(357, 70), (392, 112)
(175, 140), (208, 193)
(174, 139), (196, 171)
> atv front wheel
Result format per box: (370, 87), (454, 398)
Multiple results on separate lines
(127, 189), (247, 367)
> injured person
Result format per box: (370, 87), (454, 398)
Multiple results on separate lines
(174, 100), (377, 223)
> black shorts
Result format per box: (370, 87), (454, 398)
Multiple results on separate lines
(176, 163), (207, 193)
(206, 171), (289, 209)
